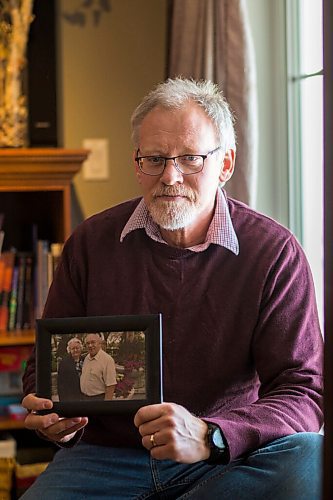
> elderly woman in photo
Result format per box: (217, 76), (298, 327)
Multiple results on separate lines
(57, 337), (84, 401)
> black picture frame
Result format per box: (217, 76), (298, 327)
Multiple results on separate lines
(36, 314), (163, 416)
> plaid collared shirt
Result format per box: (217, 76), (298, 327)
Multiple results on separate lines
(120, 188), (239, 255)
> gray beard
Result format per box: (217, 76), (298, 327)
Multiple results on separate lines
(148, 198), (198, 230)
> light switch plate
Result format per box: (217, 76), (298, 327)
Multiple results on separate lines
(83, 138), (109, 180)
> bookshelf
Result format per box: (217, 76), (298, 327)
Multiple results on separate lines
(0, 330), (35, 347)
(0, 148), (88, 431)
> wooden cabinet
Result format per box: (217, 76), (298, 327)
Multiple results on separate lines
(0, 148), (88, 430)
(0, 148), (88, 249)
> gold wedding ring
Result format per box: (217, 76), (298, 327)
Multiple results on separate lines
(150, 433), (157, 447)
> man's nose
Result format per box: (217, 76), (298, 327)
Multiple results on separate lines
(160, 159), (183, 185)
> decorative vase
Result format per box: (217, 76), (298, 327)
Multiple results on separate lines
(0, 0), (34, 148)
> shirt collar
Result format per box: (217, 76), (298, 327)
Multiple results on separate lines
(120, 188), (239, 255)
(87, 349), (102, 361)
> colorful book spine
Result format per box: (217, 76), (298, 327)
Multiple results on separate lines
(36, 240), (49, 319)
(22, 255), (33, 329)
(15, 254), (27, 331)
(0, 232), (63, 331)
(0, 250), (15, 332)
(8, 265), (19, 331)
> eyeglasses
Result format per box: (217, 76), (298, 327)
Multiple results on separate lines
(135, 146), (222, 176)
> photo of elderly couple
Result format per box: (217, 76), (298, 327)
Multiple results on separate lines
(51, 331), (145, 402)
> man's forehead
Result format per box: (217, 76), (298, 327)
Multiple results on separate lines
(139, 103), (217, 145)
(143, 101), (208, 121)
(86, 334), (100, 341)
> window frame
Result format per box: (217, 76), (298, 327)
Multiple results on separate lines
(285, 0), (324, 325)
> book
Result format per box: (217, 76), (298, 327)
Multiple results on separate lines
(47, 242), (63, 290)
(50, 243), (63, 274)
(0, 258), (6, 332)
(0, 250), (16, 332)
(47, 251), (53, 291)
(0, 214), (4, 255)
(22, 255), (33, 329)
(0, 259), (5, 298)
(36, 240), (49, 319)
(8, 265), (19, 331)
(15, 253), (28, 331)
(0, 230), (4, 255)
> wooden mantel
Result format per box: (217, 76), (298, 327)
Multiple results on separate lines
(0, 148), (89, 183)
(0, 148), (89, 241)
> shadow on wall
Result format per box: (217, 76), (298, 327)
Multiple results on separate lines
(62, 0), (112, 27)
(71, 185), (85, 230)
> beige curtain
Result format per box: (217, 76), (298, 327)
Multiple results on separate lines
(168, 0), (258, 206)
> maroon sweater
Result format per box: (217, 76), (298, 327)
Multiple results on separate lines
(23, 196), (323, 461)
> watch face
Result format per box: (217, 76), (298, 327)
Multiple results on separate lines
(206, 424), (228, 464)
(212, 427), (225, 450)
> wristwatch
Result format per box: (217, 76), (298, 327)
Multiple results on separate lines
(205, 422), (229, 464)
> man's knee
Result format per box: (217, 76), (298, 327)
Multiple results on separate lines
(277, 431), (323, 460)
(252, 432), (323, 468)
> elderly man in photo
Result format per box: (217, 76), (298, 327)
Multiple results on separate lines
(80, 333), (117, 401)
(21, 78), (323, 499)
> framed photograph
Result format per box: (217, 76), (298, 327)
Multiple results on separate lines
(36, 314), (163, 416)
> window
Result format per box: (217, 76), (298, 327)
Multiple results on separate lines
(287, 0), (324, 327)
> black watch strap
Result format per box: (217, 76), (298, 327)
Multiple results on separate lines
(205, 422), (229, 465)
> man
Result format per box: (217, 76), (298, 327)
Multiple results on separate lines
(21, 78), (323, 499)
(80, 333), (117, 400)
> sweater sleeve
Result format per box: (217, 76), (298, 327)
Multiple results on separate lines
(205, 235), (323, 461)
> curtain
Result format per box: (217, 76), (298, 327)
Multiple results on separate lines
(167, 0), (258, 206)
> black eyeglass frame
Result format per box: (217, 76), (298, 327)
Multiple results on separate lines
(135, 146), (222, 176)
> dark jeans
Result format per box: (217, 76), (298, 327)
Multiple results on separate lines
(21, 432), (323, 499)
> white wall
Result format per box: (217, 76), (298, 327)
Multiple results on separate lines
(57, 0), (288, 226)
(57, 0), (167, 219)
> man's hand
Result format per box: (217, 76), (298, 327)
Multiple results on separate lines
(134, 402), (210, 464)
(22, 394), (88, 444)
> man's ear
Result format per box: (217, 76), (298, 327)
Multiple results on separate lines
(219, 149), (236, 186)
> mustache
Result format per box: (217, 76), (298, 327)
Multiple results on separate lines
(152, 186), (196, 201)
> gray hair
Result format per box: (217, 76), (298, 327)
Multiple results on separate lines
(66, 337), (83, 353)
(131, 78), (236, 155)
